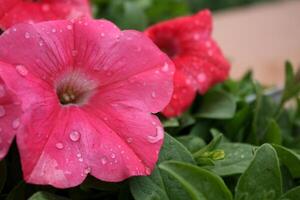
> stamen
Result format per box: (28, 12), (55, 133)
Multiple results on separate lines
(56, 71), (98, 106)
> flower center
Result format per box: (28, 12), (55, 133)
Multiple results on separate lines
(55, 71), (98, 106)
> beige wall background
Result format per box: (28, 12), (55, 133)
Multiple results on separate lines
(213, 0), (300, 86)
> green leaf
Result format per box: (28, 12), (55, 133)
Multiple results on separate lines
(281, 61), (300, 105)
(176, 135), (206, 153)
(0, 160), (7, 193)
(195, 90), (237, 119)
(29, 192), (69, 200)
(265, 119), (282, 144)
(130, 133), (195, 200)
(273, 144), (300, 178)
(205, 143), (255, 176)
(250, 88), (276, 144)
(235, 144), (282, 200)
(159, 161), (233, 200)
(279, 186), (300, 200)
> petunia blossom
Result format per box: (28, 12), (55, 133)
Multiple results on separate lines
(0, 19), (174, 188)
(145, 10), (230, 117)
(0, 0), (91, 30)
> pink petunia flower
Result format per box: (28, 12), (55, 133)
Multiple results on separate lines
(0, 18), (174, 188)
(145, 10), (230, 117)
(0, 0), (91, 30)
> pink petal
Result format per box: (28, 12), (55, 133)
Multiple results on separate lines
(0, 0), (91, 29)
(162, 71), (196, 117)
(72, 19), (175, 113)
(0, 21), (74, 85)
(0, 74), (22, 160)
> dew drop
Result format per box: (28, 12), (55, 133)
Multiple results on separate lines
(52, 28), (56, 33)
(197, 73), (206, 83)
(101, 157), (107, 165)
(147, 126), (164, 143)
(78, 157), (83, 162)
(76, 153), (82, 158)
(55, 142), (64, 149)
(84, 167), (91, 174)
(111, 153), (116, 158)
(127, 137), (133, 143)
(24, 32), (30, 39)
(12, 118), (20, 129)
(12, 28), (17, 32)
(16, 65), (28, 76)
(100, 33), (105, 37)
(39, 41), (44, 46)
(145, 167), (151, 175)
(0, 106), (5, 117)
(69, 130), (80, 142)
(151, 91), (156, 98)
(161, 63), (169, 72)
(67, 25), (72, 30)
(42, 4), (50, 12)
(0, 85), (5, 97)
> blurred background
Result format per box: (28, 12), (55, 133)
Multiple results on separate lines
(91, 0), (300, 86)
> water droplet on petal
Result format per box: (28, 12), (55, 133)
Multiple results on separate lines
(161, 63), (169, 72)
(101, 157), (107, 165)
(127, 137), (133, 143)
(0, 106), (5, 117)
(100, 33), (105, 37)
(42, 4), (50, 12)
(52, 28), (56, 33)
(197, 73), (206, 83)
(147, 126), (164, 143)
(111, 153), (116, 158)
(151, 91), (156, 98)
(69, 130), (80, 142)
(145, 167), (151, 175)
(67, 25), (72, 30)
(0, 85), (5, 97)
(12, 118), (20, 129)
(39, 41), (44, 46)
(84, 167), (91, 174)
(24, 32), (30, 39)
(78, 157), (83, 162)
(16, 65), (28, 76)
(76, 153), (82, 158)
(55, 142), (64, 149)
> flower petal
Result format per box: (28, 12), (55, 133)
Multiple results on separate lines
(162, 71), (196, 117)
(0, 73), (22, 160)
(0, 0), (91, 29)
(0, 21), (75, 84)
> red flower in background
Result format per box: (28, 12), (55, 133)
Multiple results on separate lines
(0, 19), (174, 188)
(145, 10), (230, 117)
(0, 0), (91, 29)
